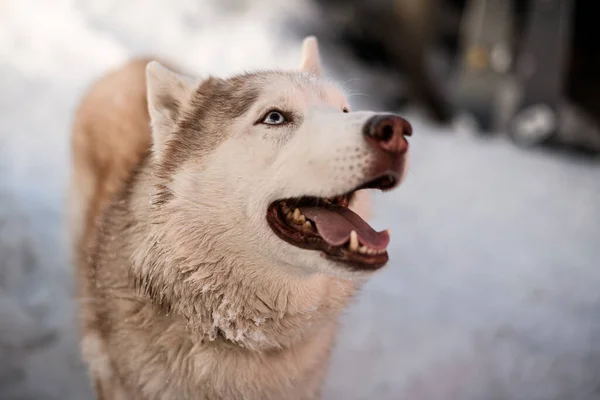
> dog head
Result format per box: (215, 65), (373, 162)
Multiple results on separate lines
(146, 37), (411, 279)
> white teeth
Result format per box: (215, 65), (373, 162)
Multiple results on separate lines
(349, 231), (386, 255)
(356, 243), (386, 255)
(349, 230), (359, 252)
(303, 221), (313, 230)
(386, 228), (391, 236)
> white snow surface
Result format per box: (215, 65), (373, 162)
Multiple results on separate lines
(1, 1), (600, 399)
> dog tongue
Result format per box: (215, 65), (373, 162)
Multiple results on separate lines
(300, 206), (390, 250)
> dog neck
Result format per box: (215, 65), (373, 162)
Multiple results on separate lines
(124, 163), (361, 351)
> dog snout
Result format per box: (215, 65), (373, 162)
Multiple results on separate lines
(362, 115), (412, 155)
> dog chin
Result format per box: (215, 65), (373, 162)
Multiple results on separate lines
(277, 246), (380, 280)
(317, 260), (378, 280)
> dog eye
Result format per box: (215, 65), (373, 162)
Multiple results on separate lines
(262, 111), (287, 125)
(342, 107), (349, 113)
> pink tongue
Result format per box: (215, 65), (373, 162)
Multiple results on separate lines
(299, 206), (390, 250)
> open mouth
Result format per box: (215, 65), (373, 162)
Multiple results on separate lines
(266, 173), (399, 271)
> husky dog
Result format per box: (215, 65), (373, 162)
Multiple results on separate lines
(70, 36), (411, 400)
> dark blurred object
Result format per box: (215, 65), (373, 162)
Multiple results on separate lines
(311, 0), (453, 123)
(507, 0), (572, 146)
(443, 0), (600, 154)
(310, 0), (600, 155)
(505, 0), (600, 155)
(450, 0), (515, 132)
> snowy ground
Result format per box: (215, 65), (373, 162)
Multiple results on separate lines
(1, 0), (600, 399)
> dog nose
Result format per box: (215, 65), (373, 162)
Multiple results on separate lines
(362, 115), (412, 154)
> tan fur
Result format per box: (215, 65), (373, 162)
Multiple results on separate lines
(71, 38), (399, 399)
(69, 58), (154, 249)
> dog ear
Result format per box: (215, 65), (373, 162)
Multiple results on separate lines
(298, 36), (323, 77)
(146, 61), (196, 154)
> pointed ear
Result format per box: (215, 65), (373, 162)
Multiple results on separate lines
(146, 61), (196, 153)
(298, 36), (323, 77)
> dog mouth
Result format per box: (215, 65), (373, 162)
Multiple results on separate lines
(266, 173), (398, 271)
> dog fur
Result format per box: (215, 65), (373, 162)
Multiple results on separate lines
(70, 37), (404, 399)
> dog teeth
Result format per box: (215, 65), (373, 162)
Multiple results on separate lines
(355, 240), (387, 255)
(291, 208), (306, 224)
(349, 230), (359, 252)
(281, 201), (388, 256)
(282, 204), (311, 228)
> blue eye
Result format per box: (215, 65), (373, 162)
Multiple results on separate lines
(262, 111), (286, 125)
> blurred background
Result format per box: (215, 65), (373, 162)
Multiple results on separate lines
(1, 0), (599, 399)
